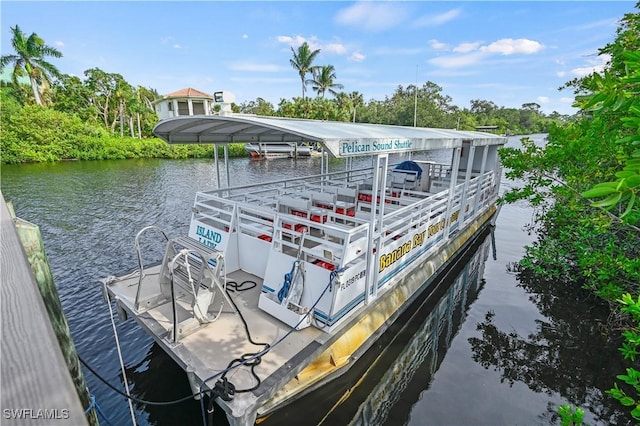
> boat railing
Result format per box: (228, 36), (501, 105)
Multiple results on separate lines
(198, 166), (374, 200)
(192, 194), (236, 234)
(270, 210), (370, 270)
(187, 164), (497, 284)
(377, 191), (449, 245)
(133, 225), (169, 312)
(375, 170), (495, 254)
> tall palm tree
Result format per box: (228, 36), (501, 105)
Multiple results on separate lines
(289, 42), (320, 100)
(308, 65), (344, 98)
(0, 25), (62, 106)
(348, 91), (364, 122)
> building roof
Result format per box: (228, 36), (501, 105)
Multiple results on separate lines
(163, 87), (213, 99)
(153, 114), (507, 158)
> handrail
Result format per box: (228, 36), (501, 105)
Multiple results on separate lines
(134, 225), (169, 311)
(203, 167), (368, 196)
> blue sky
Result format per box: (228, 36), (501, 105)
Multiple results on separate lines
(1, 1), (635, 115)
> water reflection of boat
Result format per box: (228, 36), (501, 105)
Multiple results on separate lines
(261, 227), (492, 425)
(103, 113), (505, 424)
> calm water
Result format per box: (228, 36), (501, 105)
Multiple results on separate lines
(1, 135), (632, 425)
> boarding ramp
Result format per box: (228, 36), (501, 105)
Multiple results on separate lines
(159, 236), (237, 342)
(125, 227), (236, 342)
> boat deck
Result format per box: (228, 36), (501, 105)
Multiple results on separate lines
(106, 267), (327, 391)
(106, 260), (392, 422)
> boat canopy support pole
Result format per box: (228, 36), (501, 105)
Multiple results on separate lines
(224, 145), (230, 187)
(214, 143), (221, 189)
(492, 146), (504, 200)
(461, 144), (476, 223)
(444, 147), (462, 241)
(321, 146), (328, 175)
(376, 154), (389, 231)
(365, 153), (388, 303)
(471, 145), (489, 219)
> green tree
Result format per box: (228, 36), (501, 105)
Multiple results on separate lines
(83, 68), (129, 132)
(289, 42), (321, 100)
(0, 25), (63, 106)
(334, 91), (364, 123)
(347, 91), (364, 122)
(238, 97), (275, 115)
(277, 97), (349, 121)
(51, 74), (97, 122)
(498, 4), (639, 419)
(308, 65), (344, 98)
(470, 99), (498, 117)
(131, 86), (160, 138)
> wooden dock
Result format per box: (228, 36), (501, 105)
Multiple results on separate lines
(1, 193), (88, 425)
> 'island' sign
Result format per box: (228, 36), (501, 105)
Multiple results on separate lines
(188, 221), (225, 250)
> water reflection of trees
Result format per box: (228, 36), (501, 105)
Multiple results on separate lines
(469, 267), (634, 425)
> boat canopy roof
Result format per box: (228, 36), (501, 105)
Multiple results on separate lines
(153, 114), (507, 158)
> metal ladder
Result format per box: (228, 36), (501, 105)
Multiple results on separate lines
(132, 226), (236, 342)
(160, 236), (237, 342)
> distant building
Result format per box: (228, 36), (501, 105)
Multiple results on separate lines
(475, 125), (500, 133)
(153, 88), (237, 120)
(153, 87), (215, 120)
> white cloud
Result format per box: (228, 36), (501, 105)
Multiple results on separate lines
(242, 34), (248, 39)
(428, 52), (484, 69)
(173, 44), (182, 49)
(334, 2), (408, 31)
(560, 97), (574, 103)
(570, 54), (611, 77)
(453, 42), (480, 53)
(228, 61), (282, 72)
(276, 35), (308, 47)
(55, 40), (64, 47)
(428, 37), (544, 70)
(324, 43), (348, 55)
(571, 66), (598, 77)
(479, 38), (544, 55)
(414, 8), (462, 27)
(556, 71), (567, 78)
(536, 96), (550, 104)
(276, 35), (347, 56)
(349, 51), (366, 62)
(277, 35), (293, 44)
(429, 39), (449, 50)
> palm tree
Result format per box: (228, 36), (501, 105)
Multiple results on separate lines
(0, 25), (63, 106)
(289, 42), (320, 100)
(348, 91), (364, 122)
(308, 65), (344, 98)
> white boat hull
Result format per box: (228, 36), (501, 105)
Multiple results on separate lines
(245, 143), (314, 158)
(103, 113), (507, 425)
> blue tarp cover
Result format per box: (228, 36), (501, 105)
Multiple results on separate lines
(394, 161), (422, 178)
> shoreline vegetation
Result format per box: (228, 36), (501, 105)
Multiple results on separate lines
(0, 89), (247, 163)
(0, 82), (563, 164)
(0, 28), (568, 165)
(498, 5), (639, 423)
